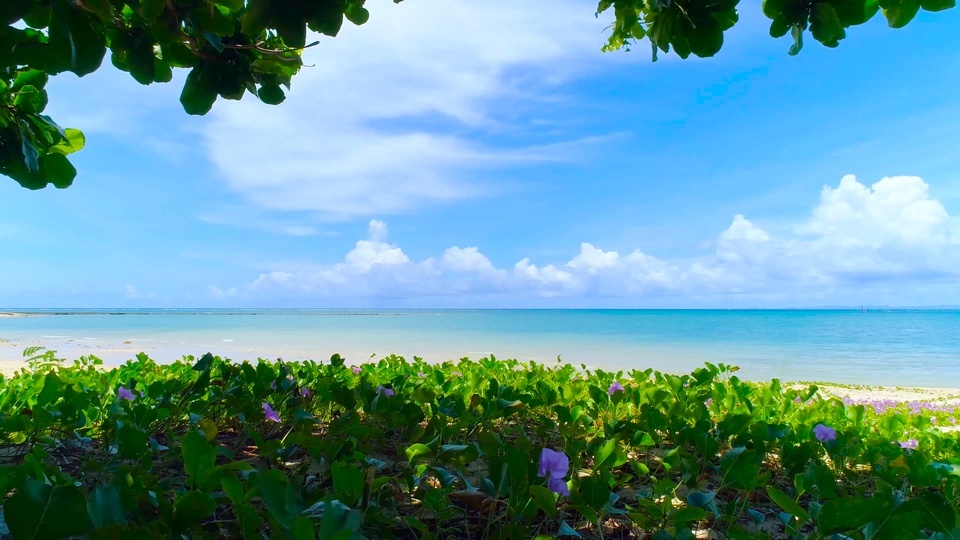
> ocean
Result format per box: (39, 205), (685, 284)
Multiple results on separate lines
(1, 309), (958, 387)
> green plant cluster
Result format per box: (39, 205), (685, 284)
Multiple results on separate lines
(599, 0), (956, 60)
(0, 0), (374, 189)
(2, 351), (960, 539)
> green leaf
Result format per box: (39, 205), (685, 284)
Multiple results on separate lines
(788, 24), (804, 55)
(139, 0), (165, 20)
(37, 371), (60, 406)
(48, 0), (106, 76)
(579, 476), (610, 509)
(83, 0), (114, 19)
(897, 491), (956, 533)
(117, 424), (149, 459)
(259, 469), (300, 529)
(810, 3), (845, 44)
(819, 495), (893, 534)
(332, 461), (364, 507)
(173, 491), (216, 532)
(766, 486), (809, 520)
(672, 506), (709, 523)
(345, 4), (370, 25)
(180, 66), (220, 115)
(921, 0), (955, 10)
(293, 516), (316, 540)
(258, 84), (286, 105)
(4, 481), (92, 538)
(21, 136), (40, 173)
(182, 430), (216, 489)
(50, 128), (85, 156)
(13, 69), (48, 91)
(405, 443), (434, 463)
(594, 438), (616, 469)
(883, 0), (922, 27)
(529, 485), (558, 519)
(87, 485), (126, 528)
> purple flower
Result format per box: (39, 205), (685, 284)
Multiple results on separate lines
(262, 402), (280, 423)
(270, 380), (278, 390)
(352, 366), (362, 375)
(608, 381), (624, 395)
(117, 387), (136, 401)
(899, 439), (919, 450)
(299, 386), (309, 398)
(538, 448), (570, 496)
(378, 385), (394, 397)
(704, 398), (713, 408)
(417, 372), (427, 378)
(932, 417), (938, 424)
(813, 424), (836, 442)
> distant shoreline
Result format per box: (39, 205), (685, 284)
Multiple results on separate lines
(3, 307), (960, 316)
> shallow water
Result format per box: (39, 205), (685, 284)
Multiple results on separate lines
(1, 309), (958, 387)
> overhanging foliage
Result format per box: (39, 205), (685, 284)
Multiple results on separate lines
(0, 0), (954, 190)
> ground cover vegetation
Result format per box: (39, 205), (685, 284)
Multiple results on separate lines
(1, 0), (956, 190)
(2, 350), (960, 539)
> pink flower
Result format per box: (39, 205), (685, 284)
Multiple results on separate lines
(704, 398), (713, 408)
(538, 448), (570, 496)
(352, 366), (362, 375)
(262, 402), (280, 423)
(377, 385), (394, 397)
(608, 381), (624, 395)
(813, 424), (836, 442)
(417, 372), (427, 378)
(117, 387), (136, 401)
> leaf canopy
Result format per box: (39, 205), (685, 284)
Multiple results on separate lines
(0, 0), (953, 189)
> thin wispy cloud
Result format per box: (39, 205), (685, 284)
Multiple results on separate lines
(203, 0), (617, 220)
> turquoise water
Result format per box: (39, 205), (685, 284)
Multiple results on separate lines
(1, 309), (959, 387)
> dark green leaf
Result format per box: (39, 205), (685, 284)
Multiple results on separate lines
(259, 469), (300, 529)
(4, 481), (92, 538)
(173, 491), (216, 532)
(819, 495), (892, 534)
(87, 485), (126, 528)
(921, 0), (955, 10)
(180, 66), (220, 115)
(182, 430), (216, 489)
(767, 486), (809, 520)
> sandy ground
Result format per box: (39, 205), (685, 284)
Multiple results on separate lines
(811, 383), (960, 404)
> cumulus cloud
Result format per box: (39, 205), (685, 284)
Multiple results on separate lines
(211, 175), (960, 306)
(203, 0), (616, 220)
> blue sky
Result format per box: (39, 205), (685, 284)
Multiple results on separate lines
(2, 1), (960, 308)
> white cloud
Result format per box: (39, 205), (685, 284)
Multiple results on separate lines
(567, 243), (620, 273)
(125, 285), (156, 300)
(203, 0), (615, 219)
(442, 247), (499, 274)
(211, 175), (960, 306)
(344, 220), (410, 271)
(207, 286), (238, 298)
